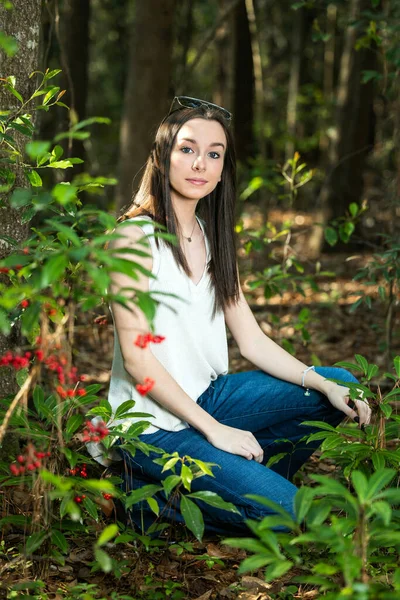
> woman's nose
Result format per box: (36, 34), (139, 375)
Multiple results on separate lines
(192, 155), (205, 171)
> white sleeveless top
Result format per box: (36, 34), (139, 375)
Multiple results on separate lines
(107, 215), (228, 435)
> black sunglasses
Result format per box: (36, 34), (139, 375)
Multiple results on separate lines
(167, 95), (233, 121)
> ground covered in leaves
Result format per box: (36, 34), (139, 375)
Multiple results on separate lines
(1, 208), (399, 600)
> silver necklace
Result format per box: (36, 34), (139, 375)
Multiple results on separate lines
(182, 219), (197, 243)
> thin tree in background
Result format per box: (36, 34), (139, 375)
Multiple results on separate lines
(318, 0), (376, 230)
(115, 0), (176, 214)
(233, 0), (255, 164)
(57, 0), (91, 176)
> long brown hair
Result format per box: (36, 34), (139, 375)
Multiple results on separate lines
(118, 106), (239, 315)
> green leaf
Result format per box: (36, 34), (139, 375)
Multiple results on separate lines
(51, 530), (68, 554)
(25, 531), (48, 555)
(349, 203), (358, 217)
(264, 560), (293, 582)
(237, 554), (274, 574)
(190, 458), (216, 477)
(94, 547), (112, 573)
(266, 452), (287, 468)
(161, 456), (180, 473)
(355, 354), (368, 375)
(25, 140), (51, 160)
(180, 495), (204, 542)
(125, 484), (162, 509)
(114, 400), (136, 420)
(163, 475), (181, 498)
(365, 469), (395, 501)
(26, 169), (42, 187)
(146, 496), (159, 516)
(10, 187), (32, 208)
(5, 82), (23, 103)
(83, 496), (99, 521)
(45, 219), (81, 247)
(97, 524), (119, 547)
(65, 414), (83, 438)
(0, 31), (18, 57)
(370, 501), (392, 526)
(394, 356), (400, 378)
(188, 491), (240, 514)
(324, 227), (338, 247)
(371, 452), (385, 471)
(294, 486), (316, 523)
(15, 367), (29, 387)
(351, 471), (368, 504)
(40, 254), (68, 288)
(180, 463), (193, 492)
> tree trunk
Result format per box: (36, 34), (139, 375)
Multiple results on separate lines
(58, 0), (91, 176)
(285, 7), (304, 162)
(115, 0), (176, 214)
(233, 0), (255, 164)
(214, 0), (235, 112)
(0, 0), (42, 455)
(318, 0), (376, 231)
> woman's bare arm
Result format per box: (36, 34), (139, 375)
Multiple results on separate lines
(224, 278), (371, 425)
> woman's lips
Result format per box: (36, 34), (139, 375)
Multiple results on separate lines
(186, 179), (208, 186)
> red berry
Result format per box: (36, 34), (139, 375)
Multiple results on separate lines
(35, 350), (44, 361)
(27, 464), (35, 471)
(17, 455), (25, 464)
(74, 496), (82, 503)
(10, 464), (20, 476)
(77, 389), (86, 397)
(21, 299), (29, 308)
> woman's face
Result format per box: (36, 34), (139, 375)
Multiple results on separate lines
(169, 118), (227, 202)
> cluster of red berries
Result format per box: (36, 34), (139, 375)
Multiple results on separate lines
(0, 350), (32, 370)
(82, 420), (110, 443)
(68, 464), (88, 478)
(10, 446), (50, 476)
(102, 493), (113, 500)
(134, 333), (165, 349)
(74, 494), (86, 504)
(0, 265), (23, 274)
(94, 315), (108, 326)
(136, 377), (155, 396)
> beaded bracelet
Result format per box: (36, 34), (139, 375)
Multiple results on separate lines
(301, 365), (315, 396)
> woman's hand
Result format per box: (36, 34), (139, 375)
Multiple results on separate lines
(325, 382), (371, 426)
(206, 423), (264, 463)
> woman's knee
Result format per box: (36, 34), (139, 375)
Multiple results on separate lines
(316, 366), (359, 386)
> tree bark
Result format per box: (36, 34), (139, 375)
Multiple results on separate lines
(233, 0), (255, 164)
(285, 7), (304, 162)
(0, 0), (42, 410)
(318, 0), (376, 229)
(214, 0), (235, 112)
(115, 0), (176, 214)
(58, 0), (91, 175)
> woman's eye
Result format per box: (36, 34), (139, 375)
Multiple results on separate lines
(209, 151), (220, 159)
(181, 146), (193, 154)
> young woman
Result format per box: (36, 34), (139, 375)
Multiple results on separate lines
(107, 96), (371, 536)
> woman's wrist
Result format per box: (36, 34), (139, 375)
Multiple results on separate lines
(305, 370), (335, 396)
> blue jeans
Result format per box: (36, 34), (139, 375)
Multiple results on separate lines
(118, 367), (357, 535)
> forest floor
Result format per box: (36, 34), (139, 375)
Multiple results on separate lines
(1, 208), (399, 600)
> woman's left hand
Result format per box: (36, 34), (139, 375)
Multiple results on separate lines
(325, 383), (371, 426)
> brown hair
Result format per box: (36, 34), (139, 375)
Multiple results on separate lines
(118, 106), (239, 315)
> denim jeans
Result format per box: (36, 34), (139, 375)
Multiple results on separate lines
(118, 367), (357, 536)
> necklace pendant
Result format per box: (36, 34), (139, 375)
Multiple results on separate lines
(304, 389), (311, 396)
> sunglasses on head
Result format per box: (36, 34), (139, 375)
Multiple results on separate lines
(168, 95), (233, 121)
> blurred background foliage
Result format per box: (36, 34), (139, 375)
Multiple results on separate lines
(32, 0), (398, 247)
